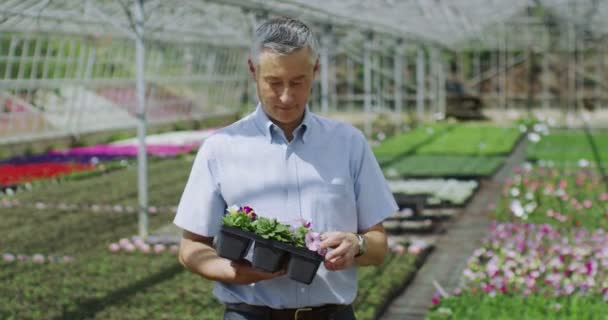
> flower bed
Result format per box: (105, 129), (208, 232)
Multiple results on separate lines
(3, 157), (191, 207)
(427, 165), (608, 319)
(0, 163), (95, 187)
(50, 144), (196, 158)
(494, 166), (608, 230)
(427, 221), (608, 319)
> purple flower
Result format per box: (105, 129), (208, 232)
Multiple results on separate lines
(242, 206), (253, 214)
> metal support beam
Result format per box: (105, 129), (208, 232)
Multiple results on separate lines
(346, 56), (355, 111)
(320, 25), (331, 114)
(134, 0), (149, 240)
(416, 46), (425, 120)
(363, 32), (373, 137)
(394, 39), (405, 116)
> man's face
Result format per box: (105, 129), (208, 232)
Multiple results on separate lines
(252, 48), (317, 129)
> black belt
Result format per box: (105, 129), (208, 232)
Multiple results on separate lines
(224, 302), (351, 320)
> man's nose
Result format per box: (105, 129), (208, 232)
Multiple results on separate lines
(279, 88), (294, 105)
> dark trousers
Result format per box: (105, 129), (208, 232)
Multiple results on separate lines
(223, 305), (357, 320)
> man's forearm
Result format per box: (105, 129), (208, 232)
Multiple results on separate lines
(354, 228), (388, 266)
(179, 237), (232, 282)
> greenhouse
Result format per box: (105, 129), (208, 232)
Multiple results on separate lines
(1, 0), (607, 319)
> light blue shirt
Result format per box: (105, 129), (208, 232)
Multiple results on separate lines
(173, 104), (397, 308)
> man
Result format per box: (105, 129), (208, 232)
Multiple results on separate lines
(174, 17), (397, 320)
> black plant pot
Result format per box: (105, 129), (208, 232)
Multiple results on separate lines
(251, 238), (289, 273)
(277, 243), (324, 285)
(215, 226), (254, 261)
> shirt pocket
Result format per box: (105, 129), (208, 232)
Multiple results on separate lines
(311, 178), (357, 233)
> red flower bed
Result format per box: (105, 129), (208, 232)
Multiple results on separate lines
(0, 163), (95, 186)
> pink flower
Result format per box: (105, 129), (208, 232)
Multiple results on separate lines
(119, 238), (131, 249)
(431, 297), (440, 305)
(108, 243), (121, 253)
(408, 246), (422, 255)
(124, 243), (136, 253)
(242, 206), (253, 214)
(500, 284), (508, 293)
(600, 193), (608, 201)
(305, 232), (327, 256)
(482, 283), (494, 293)
(32, 254), (45, 264)
(140, 244), (151, 253)
(153, 244), (166, 254)
(2, 253), (15, 262)
(583, 200), (592, 208)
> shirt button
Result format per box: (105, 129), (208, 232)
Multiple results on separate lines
(300, 287), (306, 293)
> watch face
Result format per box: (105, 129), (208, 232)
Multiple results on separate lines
(356, 234), (366, 257)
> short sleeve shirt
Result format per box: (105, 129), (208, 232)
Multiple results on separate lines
(173, 104), (398, 308)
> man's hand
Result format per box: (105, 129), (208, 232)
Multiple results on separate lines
(225, 260), (286, 285)
(319, 232), (359, 271)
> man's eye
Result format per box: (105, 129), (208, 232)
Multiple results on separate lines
(291, 82), (302, 86)
(270, 82), (282, 86)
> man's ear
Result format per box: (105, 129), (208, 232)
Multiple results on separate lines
(313, 58), (319, 73)
(247, 59), (256, 79)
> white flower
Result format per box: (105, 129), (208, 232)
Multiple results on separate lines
(523, 163), (533, 172)
(510, 200), (525, 217)
(226, 205), (240, 214)
(385, 168), (398, 178)
(527, 132), (541, 143)
(519, 125), (528, 133)
(578, 159), (589, 168)
(510, 188), (520, 197)
(524, 202), (537, 213)
(376, 132), (386, 141)
(525, 192), (534, 200)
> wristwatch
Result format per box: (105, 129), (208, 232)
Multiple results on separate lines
(354, 234), (367, 258)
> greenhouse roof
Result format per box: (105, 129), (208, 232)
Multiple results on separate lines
(1, 0), (608, 50)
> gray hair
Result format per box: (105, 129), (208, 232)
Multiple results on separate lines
(250, 17), (319, 66)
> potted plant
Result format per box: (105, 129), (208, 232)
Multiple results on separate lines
(276, 221), (326, 284)
(215, 205), (257, 260)
(250, 217), (293, 272)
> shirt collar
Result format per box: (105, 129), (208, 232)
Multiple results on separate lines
(253, 103), (313, 144)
